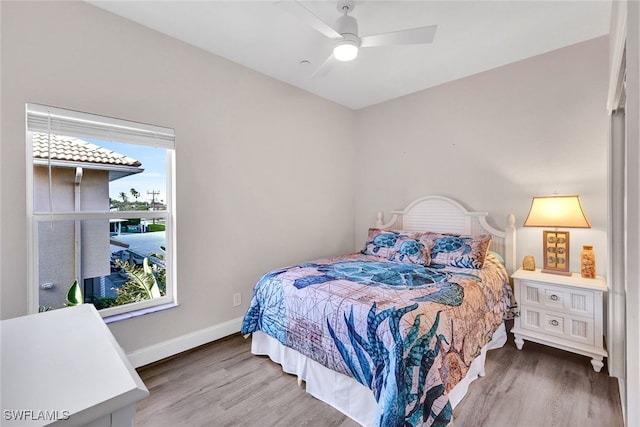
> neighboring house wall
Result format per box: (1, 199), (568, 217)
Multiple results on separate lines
(34, 166), (110, 308)
(34, 166), (110, 213)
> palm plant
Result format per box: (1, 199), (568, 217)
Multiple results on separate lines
(38, 279), (84, 312)
(66, 279), (84, 306)
(114, 257), (163, 305)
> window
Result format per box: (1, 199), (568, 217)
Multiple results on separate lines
(26, 104), (176, 318)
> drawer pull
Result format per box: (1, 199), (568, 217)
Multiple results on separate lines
(550, 319), (559, 327)
(550, 294), (559, 301)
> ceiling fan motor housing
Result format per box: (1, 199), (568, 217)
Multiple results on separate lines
(335, 0), (358, 38)
(335, 13), (358, 38)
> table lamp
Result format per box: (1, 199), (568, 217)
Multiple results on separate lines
(523, 195), (591, 276)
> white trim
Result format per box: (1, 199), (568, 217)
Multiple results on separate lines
(33, 158), (143, 175)
(608, 110), (626, 380)
(26, 103), (174, 148)
(32, 211), (168, 221)
(608, 1), (628, 112)
(625, 3), (640, 426)
(125, 317), (244, 368)
(619, 377), (627, 423)
(99, 295), (174, 319)
(25, 123), (38, 314)
(165, 149), (178, 307)
(104, 302), (178, 323)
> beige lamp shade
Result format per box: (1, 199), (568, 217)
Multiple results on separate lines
(523, 195), (591, 228)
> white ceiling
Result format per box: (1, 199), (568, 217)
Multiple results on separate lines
(87, 1), (612, 110)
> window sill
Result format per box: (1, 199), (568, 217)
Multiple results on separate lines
(103, 302), (178, 324)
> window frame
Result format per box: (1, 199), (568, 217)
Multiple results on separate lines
(26, 104), (177, 318)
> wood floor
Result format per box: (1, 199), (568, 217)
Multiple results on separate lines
(135, 322), (624, 427)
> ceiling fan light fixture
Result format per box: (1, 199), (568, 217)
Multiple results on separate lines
(333, 34), (359, 61)
(333, 41), (358, 61)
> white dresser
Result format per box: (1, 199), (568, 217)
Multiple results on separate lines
(0, 304), (149, 426)
(511, 268), (608, 372)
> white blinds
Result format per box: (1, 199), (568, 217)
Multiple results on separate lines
(26, 103), (174, 148)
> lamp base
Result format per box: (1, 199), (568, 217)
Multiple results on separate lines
(542, 230), (571, 275)
(541, 268), (572, 276)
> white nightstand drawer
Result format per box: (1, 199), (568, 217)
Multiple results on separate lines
(511, 269), (606, 372)
(519, 280), (594, 318)
(520, 306), (594, 346)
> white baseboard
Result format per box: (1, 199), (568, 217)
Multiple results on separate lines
(126, 316), (244, 368)
(618, 377), (626, 426)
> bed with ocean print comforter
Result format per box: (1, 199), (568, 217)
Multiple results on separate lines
(241, 236), (512, 427)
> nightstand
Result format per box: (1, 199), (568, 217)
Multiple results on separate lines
(511, 268), (608, 372)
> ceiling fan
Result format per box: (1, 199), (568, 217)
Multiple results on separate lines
(277, 0), (437, 71)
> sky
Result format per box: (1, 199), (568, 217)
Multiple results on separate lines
(87, 139), (167, 204)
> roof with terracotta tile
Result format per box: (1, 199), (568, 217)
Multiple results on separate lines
(32, 133), (142, 167)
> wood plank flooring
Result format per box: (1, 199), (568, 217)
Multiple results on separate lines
(135, 322), (623, 427)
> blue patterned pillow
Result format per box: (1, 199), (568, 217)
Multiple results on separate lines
(362, 229), (431, 266)
(422, 232), (492, 269)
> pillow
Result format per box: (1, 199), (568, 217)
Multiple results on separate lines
(362, 228), (431, 266)
(487, 250), (505, 266)
(422, 232), (492, 269)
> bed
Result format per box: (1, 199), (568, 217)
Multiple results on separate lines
(241, 195), (516, 427)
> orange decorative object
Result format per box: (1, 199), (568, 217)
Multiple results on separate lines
(522, 256), (535, 271)
(581, 245), (596, 278)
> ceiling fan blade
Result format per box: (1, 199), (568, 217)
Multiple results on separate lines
(275, 1), (343, 40)
(309, 53), (335, 79)
(360, 25), (437, 48)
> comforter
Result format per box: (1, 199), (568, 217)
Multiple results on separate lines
(241, 252), (511, 427)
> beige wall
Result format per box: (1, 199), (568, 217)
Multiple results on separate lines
(0, 1), (356, 352)
(1, 2), (609, 357)
(354, 36), (609, 275)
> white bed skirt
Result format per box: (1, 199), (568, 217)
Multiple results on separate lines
(251, 322), (507, 427)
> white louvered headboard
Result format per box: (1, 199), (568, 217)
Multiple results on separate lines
(375, 195), (516, 274)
